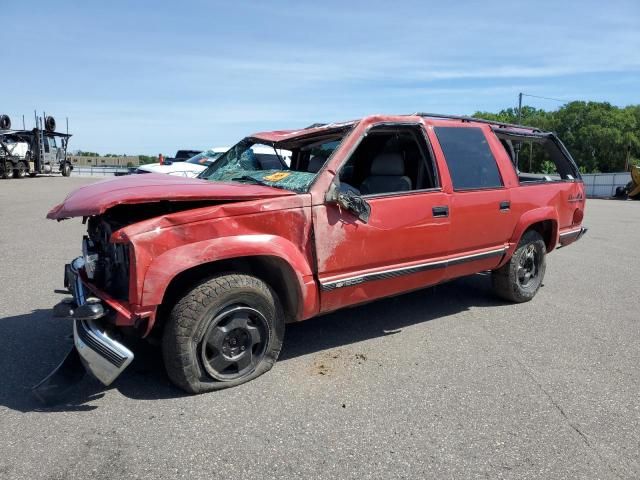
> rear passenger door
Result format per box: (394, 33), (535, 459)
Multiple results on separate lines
(431, 125), (517, 278)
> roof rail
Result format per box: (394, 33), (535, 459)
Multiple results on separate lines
(415, 112), (542, 132)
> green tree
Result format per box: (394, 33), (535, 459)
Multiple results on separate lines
(474, 101), (640, 173)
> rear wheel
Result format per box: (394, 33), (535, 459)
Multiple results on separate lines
(162, 273), (285, 393)
(492, 230), (546, 303)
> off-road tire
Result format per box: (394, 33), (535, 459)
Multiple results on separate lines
(492, 230), (546, 303)
(45, 116), (56, 132)
(0, 114), (10, 130)
(162, 274), (285, 394)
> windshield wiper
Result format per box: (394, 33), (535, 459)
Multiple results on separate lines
(272, 145), (284, 165)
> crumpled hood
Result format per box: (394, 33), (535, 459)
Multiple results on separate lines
(47, 173), (295, 219)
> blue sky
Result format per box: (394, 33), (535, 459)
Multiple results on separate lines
(2, 1), (639, 154)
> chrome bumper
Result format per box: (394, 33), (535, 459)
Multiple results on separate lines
(65, 257), (134, 386)
(73, 318), (134, 385)
(559, 226), (588, 247)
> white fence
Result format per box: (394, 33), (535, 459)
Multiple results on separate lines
(71, 166), (130, 177)
(581, 172), (630, 198)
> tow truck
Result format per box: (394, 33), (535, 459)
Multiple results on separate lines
(0, 113), (72, 178)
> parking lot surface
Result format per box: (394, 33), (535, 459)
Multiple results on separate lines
(0, 177), (638, 479)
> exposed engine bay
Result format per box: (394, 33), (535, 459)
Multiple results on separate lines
(85, 216), (130, 300)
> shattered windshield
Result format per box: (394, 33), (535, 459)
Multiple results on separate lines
(198, 128), (351, 193)
(199, 140), (312, 192)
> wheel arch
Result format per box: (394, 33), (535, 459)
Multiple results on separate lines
(156, 255), (303, 331)
(140, 234), (319, 336)
(524, 219), (557, 252)
(507, 207), (559, 257)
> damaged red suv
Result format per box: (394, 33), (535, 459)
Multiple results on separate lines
(37, 114), (587, 399)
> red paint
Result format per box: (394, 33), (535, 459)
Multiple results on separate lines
(49, 114), (586, 334)
(47, 173), (294, 219)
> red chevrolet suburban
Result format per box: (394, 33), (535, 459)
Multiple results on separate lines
(38, 114), (587, 398)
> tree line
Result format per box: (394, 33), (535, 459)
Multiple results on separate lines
(473, 102), (640, 173)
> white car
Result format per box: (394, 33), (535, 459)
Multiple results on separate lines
(136, 148), (229, 177)
(136, 146), (292, 178)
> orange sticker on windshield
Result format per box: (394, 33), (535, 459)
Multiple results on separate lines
(263, 172), (291, 182)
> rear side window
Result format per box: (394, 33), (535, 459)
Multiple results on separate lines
(434, 127), (502, 190)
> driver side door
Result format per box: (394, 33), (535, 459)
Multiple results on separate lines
(312, 122), (451, 313)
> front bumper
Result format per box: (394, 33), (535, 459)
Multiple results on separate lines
(33, 258), (135, 403)
(63, 257), (134, 385)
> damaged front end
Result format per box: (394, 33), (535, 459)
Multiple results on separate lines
(32, 257), (134, 404)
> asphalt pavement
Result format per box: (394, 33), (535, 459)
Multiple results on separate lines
(0, 176), (638, 479)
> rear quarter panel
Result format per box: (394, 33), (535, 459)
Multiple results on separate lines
(508, 180), (585, 255)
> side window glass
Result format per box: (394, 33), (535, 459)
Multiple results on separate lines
(44, 136), (50, 153)
(339, 125), (438, 196)
(434, 127), (502, 190)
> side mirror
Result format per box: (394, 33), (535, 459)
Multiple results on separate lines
(326, 181), (371, 223)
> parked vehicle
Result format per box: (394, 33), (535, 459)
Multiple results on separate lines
(0, 114), (72, 178)
(36, 113), (587, 401)
(614, 165), (640, 199)
(167, 149), (202, 163)
(135, 148), (230, 177)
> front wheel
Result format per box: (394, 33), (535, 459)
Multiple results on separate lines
(61, 163), (71, 177)
(492, 230), (546, 303)
(15, 161), (26, 179)
(162, 274), (285, 393)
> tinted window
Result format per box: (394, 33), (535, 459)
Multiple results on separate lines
(435, 127), (502, 190)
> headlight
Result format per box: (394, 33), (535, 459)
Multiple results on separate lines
(82, 236), (99, 279)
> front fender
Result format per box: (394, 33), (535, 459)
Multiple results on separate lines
(507, 206), (559, 257)
(140, 234), (317, 315)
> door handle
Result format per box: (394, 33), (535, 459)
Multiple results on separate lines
(432, 205), (449, 217)
(499, 201), (510, 211)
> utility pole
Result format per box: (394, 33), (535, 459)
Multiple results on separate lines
(517, 92), (523, 124)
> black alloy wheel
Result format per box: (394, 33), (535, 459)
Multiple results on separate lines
(200, 305), (269, 381)
(516, 243), (541, 288)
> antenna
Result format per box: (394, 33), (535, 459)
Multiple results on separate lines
(22, 115), (25, 130)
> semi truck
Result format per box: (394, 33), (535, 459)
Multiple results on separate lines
(0, 114), (72, 178)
